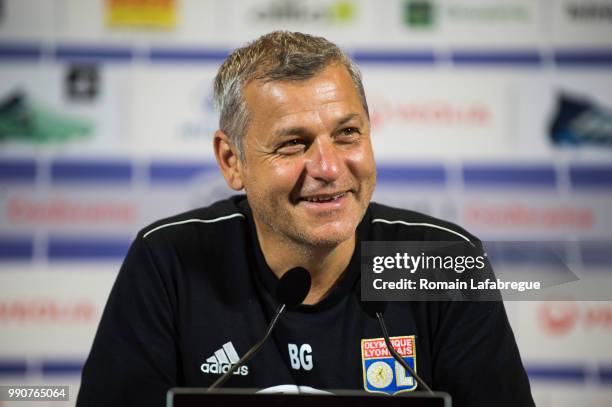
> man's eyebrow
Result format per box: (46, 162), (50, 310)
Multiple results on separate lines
(336, 113), (361, 127)
(272, 126), (312, 139)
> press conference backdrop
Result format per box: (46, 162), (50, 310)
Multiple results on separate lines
(0, 0), (611, 405)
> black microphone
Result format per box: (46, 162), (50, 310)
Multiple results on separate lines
(361, 301), (434, 394)
(207, 267), (311, 391)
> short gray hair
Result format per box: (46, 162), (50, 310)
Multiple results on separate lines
(213, 31), (369, 161)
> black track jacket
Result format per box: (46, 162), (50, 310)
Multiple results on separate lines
(77, 195), (534, 406)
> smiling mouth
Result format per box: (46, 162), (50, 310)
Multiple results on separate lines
(300, 191), (347, 203)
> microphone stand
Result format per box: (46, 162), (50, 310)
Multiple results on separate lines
(375, 312), (434, 394)
(207, 304), (286, 391)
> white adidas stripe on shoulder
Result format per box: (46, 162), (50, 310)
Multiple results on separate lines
(371, 218), (475, 246)
(143, 213), (245, 238)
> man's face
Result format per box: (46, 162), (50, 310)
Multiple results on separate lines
(234, 64), (376, 248)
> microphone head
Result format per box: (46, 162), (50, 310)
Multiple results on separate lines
(276, 267), (311, 308)
(355, 284), (388, 318)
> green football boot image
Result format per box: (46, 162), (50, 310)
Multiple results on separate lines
(0, 90), (93, 144)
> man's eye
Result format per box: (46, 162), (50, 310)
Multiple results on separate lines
(338, 127), (360, 139)
(276, 139), (305, 154)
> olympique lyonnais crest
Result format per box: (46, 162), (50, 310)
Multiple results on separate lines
(361, 335), (417, 395)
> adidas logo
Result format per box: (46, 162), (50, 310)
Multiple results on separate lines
(200, 341), (249, 376)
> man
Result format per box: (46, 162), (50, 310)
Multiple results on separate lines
(77, 31), (534, 406)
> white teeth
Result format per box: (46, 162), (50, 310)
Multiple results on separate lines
(304, 193), (345, 202)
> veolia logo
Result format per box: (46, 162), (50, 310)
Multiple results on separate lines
(539, 301), (612, 337)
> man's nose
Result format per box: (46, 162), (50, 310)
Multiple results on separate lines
(305, 136), (342, 182)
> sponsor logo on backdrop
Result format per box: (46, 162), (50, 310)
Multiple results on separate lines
(65, 65), (100, 102)
(403, 0), (436, 28)
(105, 0), (177, 29)
(0, 298), (96, 323)
(250, 0), (357, 25)
(539, 301), (612, 336)
(181, 85), (217, 140)
(0, 90), (93, 144)
(464, 204), (594, 231)
(369, 93), (491, 130)
(566, 2), (612, 24)
(6, 196), (136, 225)
(538, 301), (580, 336)
(549, 93), (612, 148)
(445, 2), (532, 24)
(187, 173), (236, 208)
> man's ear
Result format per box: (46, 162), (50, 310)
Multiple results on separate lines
(213, 130), (244, 191)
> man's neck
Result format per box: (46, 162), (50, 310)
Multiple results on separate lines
(254, 223), (356, 305)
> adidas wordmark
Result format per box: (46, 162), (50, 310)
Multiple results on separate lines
(200, 341), (249, 376)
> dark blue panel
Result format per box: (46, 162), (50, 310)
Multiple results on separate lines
(526, 365), (586, 382)
(599, 366), (612, 383)
(41, 360), (84, 376)
(581, 241), (612, 266)
(452, 50), (541, 65)
(51, 160), (132, 184)
(570, 165), (612, 189)
(0, 43), (41, 60)
(463, 165), (556, 188)
(54, 45), (133, 62)
(149, 162), (216, 183)
(0, 236), (33, 261)
(352, 51), (436, 64)
(47, 237), (131, 260)
(555, 49), (612, 66)
(0, 360), (27, 376)
(149, 48), (229, 62)
(0, 159), (36, 183)
(377, 165), (446, 185)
